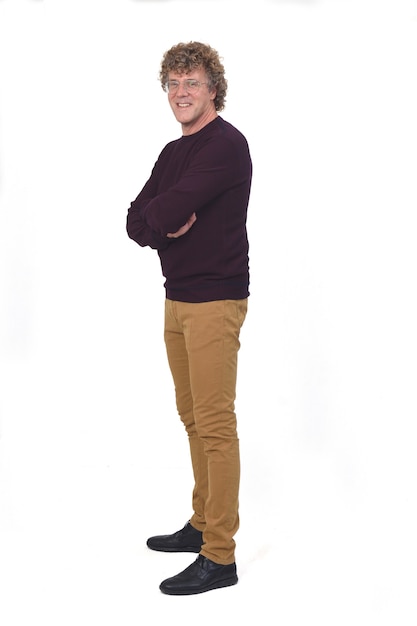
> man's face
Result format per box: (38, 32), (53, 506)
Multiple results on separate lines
(166, 67), (217, 135)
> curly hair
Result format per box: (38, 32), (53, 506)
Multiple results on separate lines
(159, 41), (227, 112)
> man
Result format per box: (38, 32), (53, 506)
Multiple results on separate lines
(126, 41), (252, 595)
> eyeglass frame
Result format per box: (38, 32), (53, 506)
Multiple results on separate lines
(163, 78), (210, 94)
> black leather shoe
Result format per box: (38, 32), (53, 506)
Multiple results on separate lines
(159, 555), (238, 595)
(146, 521), (203, 553)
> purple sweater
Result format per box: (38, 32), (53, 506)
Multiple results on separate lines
(126, 116), (252, 303)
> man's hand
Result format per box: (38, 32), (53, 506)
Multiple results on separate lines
(167, 212), (197, 238)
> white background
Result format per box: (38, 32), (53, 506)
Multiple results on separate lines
(1, 0), (416, 624)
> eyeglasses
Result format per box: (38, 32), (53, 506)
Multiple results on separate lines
(164, 79), (208, 94)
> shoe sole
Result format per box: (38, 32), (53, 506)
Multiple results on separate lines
(160, 576), (238, 596)
(147, 544), (201, 553)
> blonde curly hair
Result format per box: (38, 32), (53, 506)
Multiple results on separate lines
(159, 41), (227, 112)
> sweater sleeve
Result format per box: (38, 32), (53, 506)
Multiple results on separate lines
(126, 204), (171, 250)
(141, 134), (246, 237)
(126, 157), (171, 250)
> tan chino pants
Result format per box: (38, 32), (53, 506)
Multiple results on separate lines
(164, 298), (248, 565)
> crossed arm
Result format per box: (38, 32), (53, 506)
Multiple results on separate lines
(128, 134), (238, 247)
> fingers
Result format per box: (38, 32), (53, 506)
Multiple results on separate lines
(167, 213), (197, 238)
